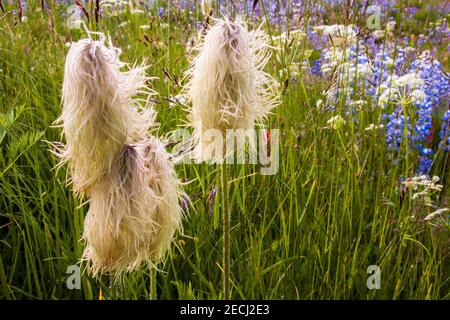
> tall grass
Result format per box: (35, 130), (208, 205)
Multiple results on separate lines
(0, 1), (449, 299)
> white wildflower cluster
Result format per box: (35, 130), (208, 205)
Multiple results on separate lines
(372, 29), (385, 40)
(131, 8), (145, 14)
(404, 175), (442, 206)
(395, 73), (424, 88)
(316, 99), (323, 108)
(424, 208), (450, 221)
(321, 47), (372, 79)
(419, 50), (432, 60)
(101, 0), (129, 16)
(365, 123), (384, 131)
(377, 72), (425, 108)
(348, 99), (367, 111)
(273, 29), (306, 48)
(403, 175), (443, 194)
(327, 115), (345, 130)
(320, 40), (373, 105)
(318, 24), (370, 82)
(320, 47), (344, 75)
(402, 176), (449, 222)
(410, 89), (427, 104)
(101, 0), (128, 4)
(387, 21), (396, 33)
(279, 61), (309, 79)
(313, 24), (357, 46)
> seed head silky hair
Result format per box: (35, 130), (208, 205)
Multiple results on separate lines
(54, 36), (183, 276)
(56, 37), (153, 197)
(185, 17), (279, 161)
(83, 138), (183, 276)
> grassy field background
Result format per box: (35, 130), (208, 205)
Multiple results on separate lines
(0, 1), (449, 299)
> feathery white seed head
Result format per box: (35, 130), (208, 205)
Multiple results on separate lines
(53, 35), (184, 276)
(55, 37), (154, 197)
(185, 17), (279, 161)
(82, 138), (183, 276)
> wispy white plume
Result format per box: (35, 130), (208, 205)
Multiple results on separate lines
(53, 35), (183, 276)
(55, 37), (154, 197)
(83, 138), (183, 276)
(185, 17), (279, 161)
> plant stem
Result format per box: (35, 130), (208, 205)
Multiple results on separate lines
(150, 267), (157, 300)
(221, 163), (230, 300)
(110, 275), (116, 300)
(94, 0), (100, 24)
(18, 0), (23, 22)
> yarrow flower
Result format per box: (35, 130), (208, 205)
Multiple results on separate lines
(365, 123), (384, 131)
(327, 115), (345, 130)
(402, 175), (448, 224)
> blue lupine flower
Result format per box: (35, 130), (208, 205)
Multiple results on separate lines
(418, 156), (433, 174)
(439, 110), (450, 151)
(158, 6), (164, 17)
(384, 107), (412, 152)
(310, 59), (322, 76)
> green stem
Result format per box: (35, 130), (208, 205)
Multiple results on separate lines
(110, 275), (116, 300)
(150, 267), (157, 300)
(221, 163), (230, 300)
(0, 255), (11, 299)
